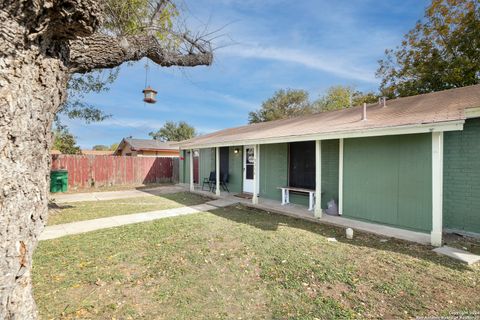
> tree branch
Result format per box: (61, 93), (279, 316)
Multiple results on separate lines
(68, 33), (213, 73)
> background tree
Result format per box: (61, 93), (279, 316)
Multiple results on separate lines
(92, 144), (110, 151)
(0, 0), (213, 317)
(315, 86), (379, 112)
(149, 121), (196, 141)
(110, 143), (120, 151)
(58, 69), (119, 125)
(377, 0), (480, 97)
(52, 126), (82, 154)
(248, 89), (312, 123)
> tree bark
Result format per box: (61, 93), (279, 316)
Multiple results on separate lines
(0, 1), (212, 317)
(69, 33), (213, 73)
(0, 14), (69, 320)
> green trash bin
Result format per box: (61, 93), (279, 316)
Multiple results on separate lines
(50, 170), (68, 193)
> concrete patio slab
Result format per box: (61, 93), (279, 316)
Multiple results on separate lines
(51, 185), (185, 203)
(206, 199), (239, 208)
(433, 246), (480, 265)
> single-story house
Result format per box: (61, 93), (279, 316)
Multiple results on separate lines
(178, 84), (480, 246)
(114, 138), (179, 157)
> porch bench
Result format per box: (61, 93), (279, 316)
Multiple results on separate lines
(278, 187), (322, 211)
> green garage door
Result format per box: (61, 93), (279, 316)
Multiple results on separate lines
(343, 134), (432, 232)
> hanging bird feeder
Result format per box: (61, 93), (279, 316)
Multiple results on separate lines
(142, 86), (157, 104)
(142, 59), (157, 104)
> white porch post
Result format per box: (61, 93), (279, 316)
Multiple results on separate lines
(338, 138), (344, 215)
(431, 132), (444, 246)
(252, 144), (259, 205)
(189, 149), (194, 192)
(215, 147), (220, 196)
(315, 140), (322, 218)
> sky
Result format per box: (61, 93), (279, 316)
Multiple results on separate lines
(64, 0), (430, 149)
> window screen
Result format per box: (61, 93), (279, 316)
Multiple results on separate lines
(289, 141), (315, 189)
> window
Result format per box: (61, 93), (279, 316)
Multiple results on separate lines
(289, 141), (315, 189)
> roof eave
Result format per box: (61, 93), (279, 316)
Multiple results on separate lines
(179, 120), (465, 150)
(136, 148), (179, 152)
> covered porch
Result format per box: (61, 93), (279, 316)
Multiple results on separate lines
(183, 184), (431, 245)
(180, 133), (441, 246)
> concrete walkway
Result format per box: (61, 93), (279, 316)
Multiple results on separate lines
(51, 185), (186, 203)
(40, 199), (237, 241)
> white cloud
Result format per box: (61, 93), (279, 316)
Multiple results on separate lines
(86, 117), (226, 135)
(93, 118), (162, 130)
(220, 44), (377, 83)
(202, 90), (258, 110)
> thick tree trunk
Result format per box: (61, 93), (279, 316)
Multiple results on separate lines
(0, 19), (68, 320)
(1, 0), (212, 317)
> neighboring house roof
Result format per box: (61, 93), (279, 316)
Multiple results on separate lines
(117, 138), (179, 152)
(179, 84), (480, 149)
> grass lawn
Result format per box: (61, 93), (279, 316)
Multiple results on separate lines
(48, 192), (211, 225)
(56, 183), (175, 194)
(34, 205), (480, 319)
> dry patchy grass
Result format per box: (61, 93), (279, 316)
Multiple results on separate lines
(33, 205), (480, 319)
(47, 192), (211, 225)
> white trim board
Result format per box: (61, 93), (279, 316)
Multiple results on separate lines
(314, 140), (322, 218)
(465, 107), (480, 119)
(179, 121), (464, 150)
(431, 132), (444, 247)
(338, 138), (344, 216)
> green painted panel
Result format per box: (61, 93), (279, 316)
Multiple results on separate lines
(181, 150), (191, 184)
(321, 139), (339, 208)
(228, 147), (243, 193)
(259, 143), (288, 201)
(343, 134), (432, 232)
(397, 135), (432, 231)
(258, 141), (340, 209)
(444, 118), (480, 234)
(199, 148), (215, 184)
(289, 193), (309, 206)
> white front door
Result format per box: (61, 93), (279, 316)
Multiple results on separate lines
(243, 146), (255, 193)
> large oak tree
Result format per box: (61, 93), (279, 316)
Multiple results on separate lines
(0, 1), (212, 318)
(377, 0), (479, 97)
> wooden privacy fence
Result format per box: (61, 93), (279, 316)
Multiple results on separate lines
(51, 155), (179, 190)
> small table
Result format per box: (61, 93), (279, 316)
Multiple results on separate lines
(278, 187), (318, 211)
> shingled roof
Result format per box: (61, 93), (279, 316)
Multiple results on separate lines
(179, 84), (480, 149)
(123, 138), (178, 151)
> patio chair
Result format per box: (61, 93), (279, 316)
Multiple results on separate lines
(210, 172), (229, 193)
(201, 171), (215, 191)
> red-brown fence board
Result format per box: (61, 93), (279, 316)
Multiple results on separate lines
(51, 155), (177, 190)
